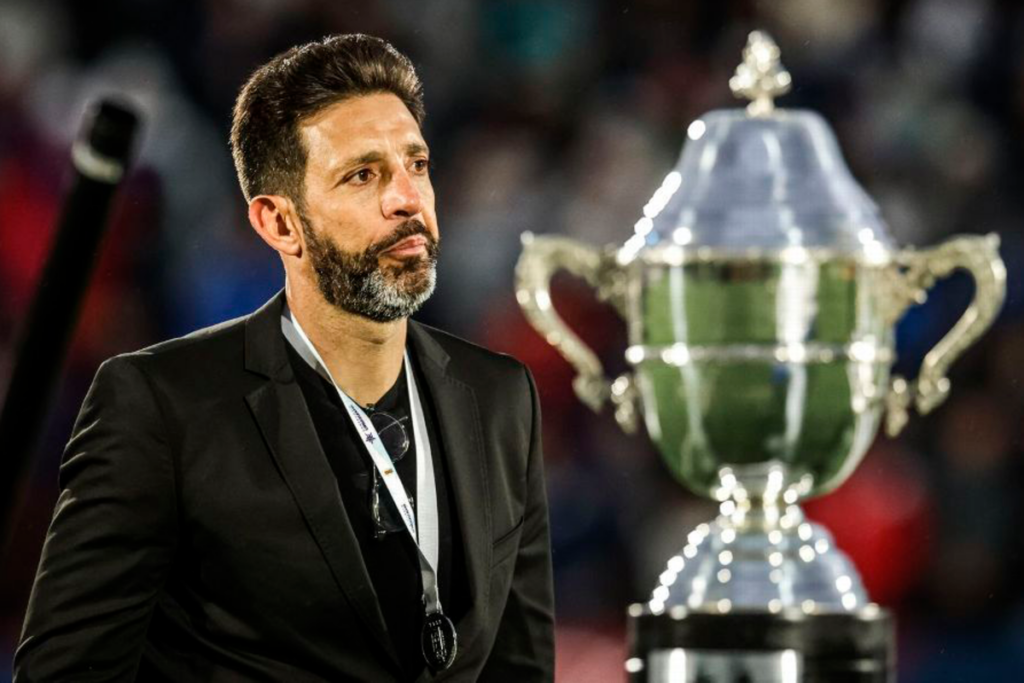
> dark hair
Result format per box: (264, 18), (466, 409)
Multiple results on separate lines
(230, 34), (425, 205)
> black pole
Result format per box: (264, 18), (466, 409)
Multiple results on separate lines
(0, 99), (140, 544)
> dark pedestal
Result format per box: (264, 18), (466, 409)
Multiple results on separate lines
(627, 604), (895, 683)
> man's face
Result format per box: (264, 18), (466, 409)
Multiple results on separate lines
(297, 93), (439, 322)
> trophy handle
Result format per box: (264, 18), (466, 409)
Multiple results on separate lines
(884, 234), (1006, 436)
(515, 233), (638, 432)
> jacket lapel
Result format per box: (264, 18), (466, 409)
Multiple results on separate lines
(242, 293), (401, 670)
(407, 322), (492, 657)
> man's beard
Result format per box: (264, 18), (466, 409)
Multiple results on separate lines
(302, 216), (439, 323)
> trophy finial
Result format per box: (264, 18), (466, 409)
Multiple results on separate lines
(730, 31), (792, 117)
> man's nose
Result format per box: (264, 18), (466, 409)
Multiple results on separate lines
(381, 167), (422, 218)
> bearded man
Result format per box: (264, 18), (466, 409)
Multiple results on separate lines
(15, 35), (555, 682)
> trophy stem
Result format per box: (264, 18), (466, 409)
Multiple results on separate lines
(718, 492), (804, 536)
(713, 462), (807, 534)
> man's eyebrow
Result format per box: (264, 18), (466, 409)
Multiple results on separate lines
(340, 151), (384, 171)
(341, 144), (427, 170)
(405, 142), (429, 157)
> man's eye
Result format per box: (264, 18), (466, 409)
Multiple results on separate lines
(349, 169), (374, 184)
(412, 159), (430, 173)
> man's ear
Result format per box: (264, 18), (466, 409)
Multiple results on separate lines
(248, 195), (303, 257)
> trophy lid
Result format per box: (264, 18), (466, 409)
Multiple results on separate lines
(623, 32), (893, 261)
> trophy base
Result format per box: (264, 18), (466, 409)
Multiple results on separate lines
(627, 605), (895, 683)
(650, 504), (869, 612)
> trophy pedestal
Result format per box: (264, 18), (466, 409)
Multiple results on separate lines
(627, 606), (894, 683)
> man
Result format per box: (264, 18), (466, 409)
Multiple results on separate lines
(15, 34), (555, 681)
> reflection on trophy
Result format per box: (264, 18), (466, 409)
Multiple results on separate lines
(516, 32), (1006, 683)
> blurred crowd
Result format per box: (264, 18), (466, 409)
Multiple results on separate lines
(2, 0), (1024, 681)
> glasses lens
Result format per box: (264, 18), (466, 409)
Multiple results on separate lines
(369, 411), (410, 460)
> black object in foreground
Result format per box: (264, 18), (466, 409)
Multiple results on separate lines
(628, 603), (895, 682)
(0, 99), (140, 544)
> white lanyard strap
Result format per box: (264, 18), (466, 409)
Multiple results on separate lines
(281, 312), (443, 614)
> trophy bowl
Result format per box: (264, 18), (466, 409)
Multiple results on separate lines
(516, 31), (1006, 681)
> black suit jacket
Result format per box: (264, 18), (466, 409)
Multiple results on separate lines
(15, 293), (555, 682)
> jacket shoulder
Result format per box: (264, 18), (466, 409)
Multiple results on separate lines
(115, 313), (247, 362)
(97, 313), (254, 399)
(138, 314), (249, 356)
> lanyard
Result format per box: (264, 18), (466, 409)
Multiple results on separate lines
(281, 311), (443, 615)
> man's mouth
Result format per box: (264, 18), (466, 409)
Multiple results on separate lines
(380, 235), (429, 258)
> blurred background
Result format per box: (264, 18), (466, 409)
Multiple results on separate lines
(1, 0), (1023, 680)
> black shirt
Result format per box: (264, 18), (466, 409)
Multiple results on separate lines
(285, 343), (464, 680)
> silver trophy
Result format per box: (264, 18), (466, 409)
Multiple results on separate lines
(516, 32), (1006, 682)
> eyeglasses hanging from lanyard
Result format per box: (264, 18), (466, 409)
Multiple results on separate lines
(365, 408), (412, 539)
